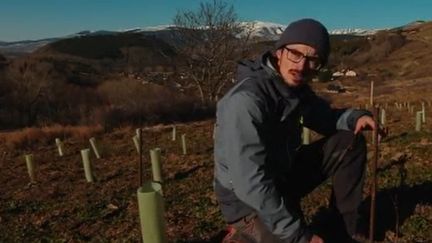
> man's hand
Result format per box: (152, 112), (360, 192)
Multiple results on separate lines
(354, 115), (376, 134)
(310, 234), (324, 243)
(354, 115), (388, 140)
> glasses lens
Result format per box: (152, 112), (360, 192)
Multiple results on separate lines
(285, 47), (322, 70)
(286, 48), (303, 62)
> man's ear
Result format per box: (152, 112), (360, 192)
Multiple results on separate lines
(275, 48), (283, 60)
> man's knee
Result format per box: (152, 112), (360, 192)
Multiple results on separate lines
(324, 130), (367, 170)
(332, 130), (366, 152)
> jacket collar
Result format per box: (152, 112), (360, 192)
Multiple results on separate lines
(259, 52), (301, 121)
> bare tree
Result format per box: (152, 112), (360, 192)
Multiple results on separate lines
(7, 61), (52, 126)
(173, 0), (254, 106)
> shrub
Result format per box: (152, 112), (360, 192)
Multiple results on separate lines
(0, 125), (103, 150)
(98, 80), (210, 128)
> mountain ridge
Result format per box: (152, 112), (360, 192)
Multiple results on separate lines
(0, 20), (385, 57)
(2, 20), (432, 83)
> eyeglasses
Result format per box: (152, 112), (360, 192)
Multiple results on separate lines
(284, 47), (322, 70)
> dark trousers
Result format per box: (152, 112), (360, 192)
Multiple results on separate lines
(223, 130), (367, 242)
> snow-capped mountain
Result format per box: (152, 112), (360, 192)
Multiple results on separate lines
(74, 30), (118, 36)
(329, 28), (381, 36)
(0, 30), (119, 57)
(141, 25), (176, 32)
(239, 21), (285, 40)
(0, 21), (381, 57)
(0, 38), (61, 57)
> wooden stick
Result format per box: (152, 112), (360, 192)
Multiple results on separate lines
(369, 106), (380, 243)
(421, 102), (426, 123)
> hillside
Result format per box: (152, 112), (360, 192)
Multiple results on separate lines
(42, 33), (176, 63)
(1, 20), (432, 129)
(331, 21), (432, 81)
(1, 33), (179, 89)
(4, 20), (432, 86)
(37, 33), (177, 75)
(0, 33), (196, 128)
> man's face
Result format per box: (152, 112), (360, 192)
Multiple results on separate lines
(275, 44), (321, 87)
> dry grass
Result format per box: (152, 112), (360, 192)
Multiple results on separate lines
(0, 124), (103, 149)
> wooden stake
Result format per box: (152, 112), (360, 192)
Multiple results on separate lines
(369, 106), (380, 243)
(421, 102), (426, 123)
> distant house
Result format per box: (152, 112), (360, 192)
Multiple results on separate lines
(345, 70), (357, 77)
(332, 69), (357, 78)
(332, 71), (345, 77)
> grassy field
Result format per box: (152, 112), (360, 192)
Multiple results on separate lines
(1, 79), (432, 242)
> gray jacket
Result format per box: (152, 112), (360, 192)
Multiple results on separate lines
(213, 52), (369, 242)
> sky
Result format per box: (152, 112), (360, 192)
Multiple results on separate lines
(0, 0), (431, 42)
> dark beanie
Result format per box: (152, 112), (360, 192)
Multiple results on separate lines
(275, 18), (330, 65)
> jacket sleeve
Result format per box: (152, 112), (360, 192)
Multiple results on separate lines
(300, 90), (372, 135)
(218, 91), (311, 242)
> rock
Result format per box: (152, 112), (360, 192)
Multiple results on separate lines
(107, 203), (119, 210)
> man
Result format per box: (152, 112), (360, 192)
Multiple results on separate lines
(214, 18), (376, 243)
